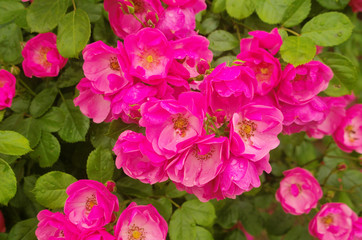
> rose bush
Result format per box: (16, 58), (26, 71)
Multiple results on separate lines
(0, 0), (361, 239)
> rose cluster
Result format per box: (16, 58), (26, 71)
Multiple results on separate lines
(35, 180), (168, 240)
(0, 69), (16, 110)
(275, 167), (362, 240)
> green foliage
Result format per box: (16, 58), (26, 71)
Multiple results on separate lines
(226, 0), (254, 20)
(280, 36), (316, 66)
(255, 0), (294, 24)
(208, 30), (239, 52)
(316, 0), (349, 10)
(86, 147), (114, 183)
(0, 158), (17, 205)
(29, 87), (58, 118)
(0, 131), (31, 156)
(29, 131), (60, 168)
(0, 0), (24, 25)
(281, 0), (311, 27)
(0, 23), (23, 64)
(7, 218), (37, 240)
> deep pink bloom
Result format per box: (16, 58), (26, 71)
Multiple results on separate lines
(240, 28), (282, 55)
(230, 104), (283, 160)
(276, 168), (322, 215)
(78, 228), (115, 240)
(277, 62), (333, 105)
(157, 7), (196, 40)
(114, 202), (168, 240)
(139, 92), (206, 158)
(35, 210), (80, 240)
(82, 41), (131, 94)
(162, 0), (206, 13)
(0, 210), (5, 233)
(199, 63), (256, 117)
(167, 135), (229, 187)
(237, 49), (281, 96)
(64, 180), (119, 230)
(22, 33), (67, 78)
(349, 0), (362, 12)
(124, 28), (173, 83)
(0, 69), (16, 110)
(104, 0), (163, 39)
(74, 78), (113, 123)
(333, 104), (362, 153)
(113, 130), (168, 184)
(309, 203), (362, 240)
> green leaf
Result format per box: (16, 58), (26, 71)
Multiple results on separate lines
(116, 177), (153, 198)
(86, 147), (114, 183)
(90, 123), (115, 149)
(226, 230), (247, 240)
(316, 0), (349, 10)
(183, 199), (216, 227)
(0, 130), (31, 156)
(208, 30), (239, 52)
(166, 181), (187, 198)
(56, 61), (83, 88)
(301, 12), (353, 47)
(280, 36), (316, 66)
(7, 218), (37, 240)
(27, 0), (69, 33)
(34, 171), (77, 209)
(0, 23), (23, 64)
(197, 17), (220, 35)
(295, 141), (316, 165)
(10, 95), (31, 113)
(36, 107), (65, 132)
(238, 202), (264, 236)
(196, 226), (214, 240)
(265, 206), (293, 236)
(16, 117), (41, 148)
(284, 225), (312, 240)
(211, 0), (226, 13)
(77, 0), (102, 22)
(169, 208), (197, 240)
(255, 0), (294, 24)
(226, 0), (254, 20)
(57, 9), (91, 58)
(0, 158), (17, 205)
(318, 52), (358, 96)
(0, 0), (24, 25)
(216, 200), (240, 229)
(29, 131), (60, 168)
(58, 99), (90, 143)
(29, 87), (58, 118)
(282, 0), (311, 27)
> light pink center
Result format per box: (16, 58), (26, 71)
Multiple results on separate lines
(254, 62), (273, 83)
(290, 183), (301, 197)
(192, 146), (215, 161)
(109, 56), (120, 71)
(172, 114), (189, 137)
(321, 214), (334, 226)
(128, 224), (145, 240)
(85, 194), (97, 213)
(34, 46), (51, 67)
(238, 119), (257, 142)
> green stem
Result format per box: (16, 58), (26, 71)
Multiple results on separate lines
(72, 0), (76, 10)
(18, 78), (36, 96)
(280, 26), (300, 36)
(132, 13), (146, 27)
(169, 198), (181, 208)
(322, 168), (337, 186)
(325, 155), (360, 161)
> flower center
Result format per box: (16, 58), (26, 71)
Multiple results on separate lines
(238, 119), (257, 142)
(172, 114), (189, 137)
(345, 125), (357, 143)
(35, 46), (52, 68)
(293, 74), (305, 82)
(290, 183), (302, 197)
(128, 224), (145, 240)
(146, 55), (154, 63)
(255, 62), (273, 82)
(0, 80), (5, 88)
(192, 146), (215, 161)
(131, 0), (145, 13)
(85, 194), (97, 212)
(109, 56), (120, 71)
(321, 214), (334, 226)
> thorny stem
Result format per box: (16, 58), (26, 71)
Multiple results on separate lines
(72, 0), (76, 10)
(280, 26), (300, 36)
(18, 78), (36, 96)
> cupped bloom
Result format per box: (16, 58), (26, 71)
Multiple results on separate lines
(113, 130), (168, 184)
(199, 63), (256, 117)
(309, 203), (362, 240)
(125, 28), (173, 83)
(35, 210), (80, 240)
(0, 69), (16, 110)
(237, 48), (281, 96)
(167, 135), (229, 187)
(240, 28), (282, 55)
(114, 202), (168, 240)
(0, 210), (5, 233)
(82, 41), (131, 94)
(74, 78), (113, 123)
(22, 33), (67, 78)
(104, 0), (163, 39)
(230, 103), (283, 160)
(64, 180), (119, 230)
(78, 228), (115, 240)
(277, 62), (333, 105)
(333, 104), (362, 153)
(275, 167), (322, 215)
(139, 92), (206, 158)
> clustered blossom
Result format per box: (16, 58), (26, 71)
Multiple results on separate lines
(0, 69), (16, 110)
(35, 180), (168, 240)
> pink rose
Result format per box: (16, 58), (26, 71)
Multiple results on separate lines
(113, 130), (168, 184)
(277, 61), (333, 105)
(230, 103), (283, 160)
(0, 69), (16, 110)
(333, 104), (362, 153)
(240, 28), (283, 55)
(64, 180), (119, 230)
(35, 210), (80, 240)
(237, 48), (281, 96)
(0, 210), (5, 233)
(349, 0), (362, 12)
(309, 203), (362, 240)
(22, 33), (67, 78)
(162, 0), (206, 13)
(114, 202), (168, 240)
(74, 78), (113, 123)
(78, 228), (115, 240)
(167, 135), (229, 187)
(276, 168), (322, 215)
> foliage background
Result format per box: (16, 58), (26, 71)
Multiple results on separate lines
(0, 0), (361, 239)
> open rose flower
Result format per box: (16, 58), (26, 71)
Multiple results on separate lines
(0, 69), (16, 110)
(35, 210), (80, 240)
(113, 130), (168, 184)
(333, 104), (362, 153)
(22, 32), (67, 78)
(78, 228), (115, 240)
(276, 168), (322, 215)
(64, 180), (119, 230)
(309, 203), (362, 240)
(114, 202), (168, 240)
(162, 0), (206, 13)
